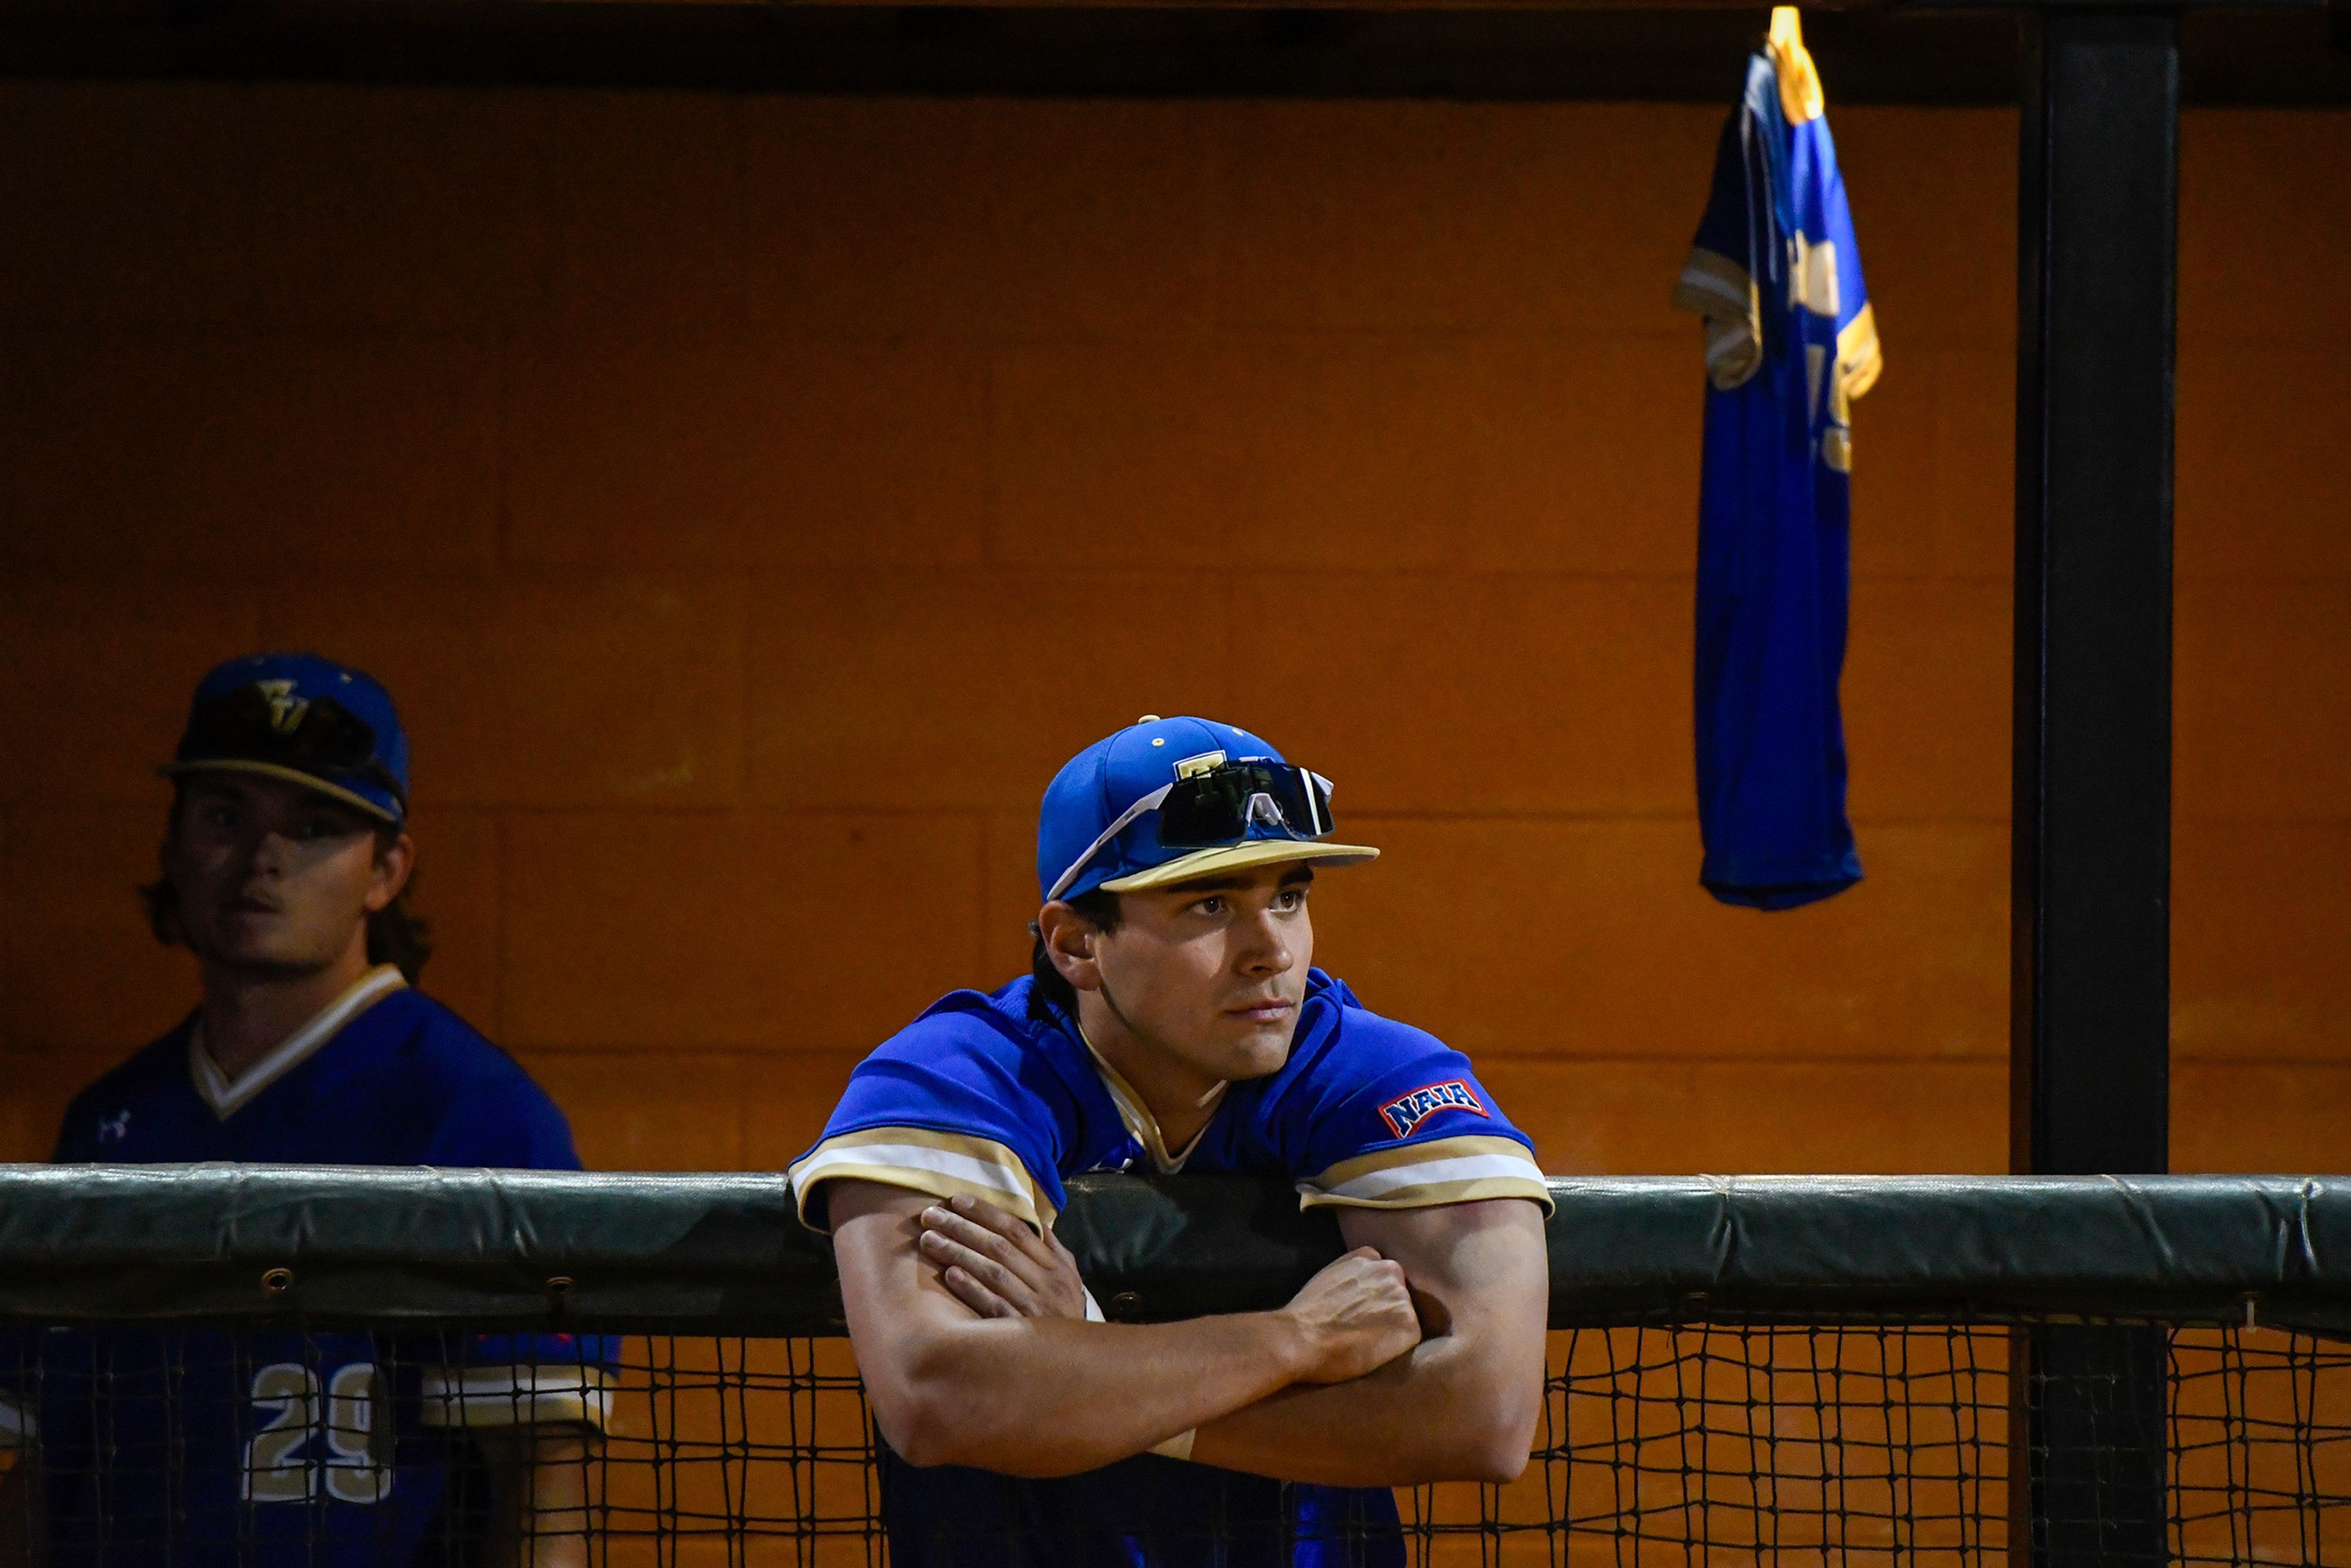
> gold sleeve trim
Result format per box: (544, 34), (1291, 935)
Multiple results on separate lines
(1675, 247), (1764, 391)
(1311, 1134), (1534, 1184)
(787, 1126), (1052, 1234)
(1299, 1135), (1554, 1215)
(1674, 247), (1756, 323)
(1822, 427), (1854, 475)
(1299, 1176), (1554, 1215)
(1837, 302), (1883, 404)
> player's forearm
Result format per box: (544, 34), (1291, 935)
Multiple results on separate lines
(473, 1430), (591, 1568)
(874, 1310), (1317, 1477)
(1191, 1324), (1543, 1487)
(1185, 1196), (1548, 1487)
(833, 1180), (1361, 1477)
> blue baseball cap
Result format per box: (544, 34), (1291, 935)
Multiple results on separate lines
(162, 653), (410, 824)
(1036, 716), (1378, 904)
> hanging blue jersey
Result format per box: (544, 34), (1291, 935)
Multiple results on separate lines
(790, 969), (1550, 1568)
(1674, 17), (1882, 911)
(0, 969), (615, 1568)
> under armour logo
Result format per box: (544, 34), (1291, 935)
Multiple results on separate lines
(96, 1110), (131, 1143)
(255, 679), (309, 735)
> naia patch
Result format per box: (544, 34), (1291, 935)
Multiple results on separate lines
(1378, 1080), (1490, 1139)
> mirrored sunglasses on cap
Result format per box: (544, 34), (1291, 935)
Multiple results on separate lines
(173, 686), (407, 809)
(1046, 760), (1338, 904)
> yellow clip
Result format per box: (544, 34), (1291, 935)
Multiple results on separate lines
(1768, 7), (1826, 124)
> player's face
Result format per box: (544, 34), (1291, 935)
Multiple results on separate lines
(1091, 862), (1315, 1083)
(162, 773), (410, 978)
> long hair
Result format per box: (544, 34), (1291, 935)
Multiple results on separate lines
(141, 792), (432, 983)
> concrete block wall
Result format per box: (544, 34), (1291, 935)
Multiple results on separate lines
(0, 83), (2341, 1176)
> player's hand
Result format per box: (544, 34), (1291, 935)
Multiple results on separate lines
(1278, 1246), (1422, 1384)
(918, 1194), (1090, 1321)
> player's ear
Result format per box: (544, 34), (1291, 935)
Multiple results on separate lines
(363, 831), (417, 914)
(1035, 901), (1105, 992)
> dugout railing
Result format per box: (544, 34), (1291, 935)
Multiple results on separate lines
(0, 1167), (2344, 1564)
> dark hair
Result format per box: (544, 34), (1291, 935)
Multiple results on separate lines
(1028, 888), (1122, 1022)
(141, 789), (432, 984)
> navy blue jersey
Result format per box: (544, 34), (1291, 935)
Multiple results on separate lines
(1, 968), (613, 1567)
(791, 969), (1549, 1568)
(1674, 16), (1881, 910)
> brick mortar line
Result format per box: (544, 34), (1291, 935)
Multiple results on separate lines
(3, 803), (2303, 830)
(14, 562), (2351, 588)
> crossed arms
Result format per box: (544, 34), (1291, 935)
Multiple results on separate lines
(827, 1179), (1549, 1486)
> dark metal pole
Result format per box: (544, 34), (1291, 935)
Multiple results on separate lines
(2011, 9), (2177, 1566)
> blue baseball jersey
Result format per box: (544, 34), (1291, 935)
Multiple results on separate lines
(790, 969), (1550, 1568)
(1674, 26), (1881, 911)
(0, 969), (614, 1568)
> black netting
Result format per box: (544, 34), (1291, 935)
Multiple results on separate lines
(2, 1319), (2344, 1565)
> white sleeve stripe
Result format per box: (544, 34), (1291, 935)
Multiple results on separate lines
(0, 1395), (33, 1446)
(426, 1389), (612, 1412)
(792, 1141), (1030, 1200)
(1309, 1152), (1546, 1201)
(419, 1367), (612, 1428)
(420, 1368), (610, 1398)
(421, 1390), (612, 1427)
(1679, 265), (1751, 312)
(1705, 323), (1756, 364)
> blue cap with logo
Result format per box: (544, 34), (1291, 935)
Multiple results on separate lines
(162, 653), (410, 824)
(1036, 716), (1378, 905)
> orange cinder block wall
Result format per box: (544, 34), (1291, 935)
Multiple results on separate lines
(0, 84), (2341, 1176)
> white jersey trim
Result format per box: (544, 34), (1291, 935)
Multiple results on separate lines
(1674, 244), (1764, 391)
(418, 1365), (613, 1430)
(0, 1393), (34, 1448)
(189, 965), (407, 1122)
(1299, 1135), (1553, 1214)
(788, 1127), (1053, 1234)
(1077, 1021), (1223, 1176)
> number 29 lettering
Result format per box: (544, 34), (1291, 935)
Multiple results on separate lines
(243, 1362), (393, 1504)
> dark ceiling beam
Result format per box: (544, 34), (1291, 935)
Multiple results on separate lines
(1, 1), (2345, 103)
